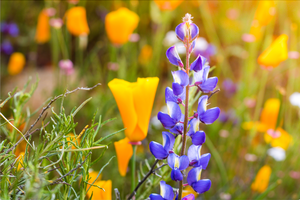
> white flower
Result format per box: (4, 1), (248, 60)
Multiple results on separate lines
(163, 31), (179, 47)
(175, 42), (186, 54)
(267, 147), (286, 161)
(290, 92), (300, 108)
(194, 37), (209, 52)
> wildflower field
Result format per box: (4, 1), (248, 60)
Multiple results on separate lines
(1, 1), (300, 199)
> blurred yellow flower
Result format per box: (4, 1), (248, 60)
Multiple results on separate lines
(264, 127), (292, 150)
(65, 7), (89, 36)
(105, 8), (139, 45)
(35, 9), (50, 43)
(15, 140), (27, 158)
(16, 152), (25, 170)
(108, 77), (159, 142)
(65, 133), (81, 149)
(251, 165), (271, 193)
(257, 34), (288, 68)
(7, 52), (25, 75)
(86, 180), (112, 200)
(138, 45), (153, 65)
(114, 137), (133, 177)
(154, 0), (183, 11)
(250, 1), (275, 40)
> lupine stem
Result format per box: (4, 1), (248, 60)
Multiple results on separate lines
(131, 145), (137, 192)
(178, 38), (190, 200)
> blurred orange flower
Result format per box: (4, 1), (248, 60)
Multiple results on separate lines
(16, 152), (25, 170)
(105, 8), (139, 45)
(138, 45), (153, 65)
(257, 34), (288, 68)
(108, 77), (159, 142)
(250, 1), (276, 40)
(154, 0), (183, 11)
(7, 52), (25, 75)
(251, 165), (272, 193)
(65, 7), (89, 36)
(114, 137), (133, 176)
(35, 9), (50, 43)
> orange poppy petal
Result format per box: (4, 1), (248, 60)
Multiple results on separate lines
(35, 9), (50, 43)
(260, 98), (280, 130)
(8, 52), (26, 75)
(66, 7), (89, 36)
(251, 165), (272, 193)
(154, 0), (183, 11)
(264, 127), (292, 150)
(87, 180), (112, 200)
(114, 137), (133, 176)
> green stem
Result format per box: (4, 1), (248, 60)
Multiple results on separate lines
(131, 145), (137, 192)
(178, 32), (190, 200)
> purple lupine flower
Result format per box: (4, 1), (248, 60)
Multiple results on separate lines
(190, 54), (207, 72)
(187, 167), (211, 194)
(197, 95), (220, 124)
(1, 22), (19, 37)
(168, 153), (189, 181)
(187, 123), (206, 146)
(166, 46), (184, 67)
(194, 66), (218, 93)
(188, 144), (211, 169)
(222, 78), (237, 98)
(165, 87), (186, 104)
(149, 132), (175, 160)
(193, 37), (216, 61)
(175, 14), (199, 42)
(157, 101), (183, 129)
(172, 70), (189, 96)
(1, 40), (13, 55)
(149, 181), (174, 200)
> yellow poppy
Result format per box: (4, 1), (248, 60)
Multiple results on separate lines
(86, 180), (112, 200)
(242, 98), (280, 132)
(154, 0), (183, 11)
(108, 77), (159, 142)
(253, 1), (275, 27)
(257, 34), (288, 68)
(105, 8), (139, 45)
(264, 127), (292, 150)
(7, 52), (25, 75)
(35, 9), (50, 43)
(114, 137), (133, 177)
(65, 133), (80, 149)
(65, 7), (89, 36)
(16, 152), (25, 170)
(138, 45), (153, 65)
(251, 165), (272, 193)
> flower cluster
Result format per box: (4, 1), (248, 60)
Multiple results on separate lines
(149, 14), (220, 199)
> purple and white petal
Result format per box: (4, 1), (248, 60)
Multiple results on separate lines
(191, 131), (206, 146)
(149, 141), (169, 160)
(166, 46), (184, 67)
(178, 155), (190, 170)
(160, 181), (174, 200)
(187, 118), (199, 135)
(167, 101), (182, 122)
(196, 153), (211, 169)
(200, 77), (218, 93)
(188, 144), (201, 163)
(157, 112), (177, 128)
(187, 167), (202, 186)
(197, 95), (208, 117)
(191, 179), (211, 194)
(171, 168), (183, 181)
(189, 40), (196, 54)
(172, 70), (189, 86)
(200, 107), (220, 124)
(149, 194), (164, 200)
(167, 153), (177, 169)
(172, 82), (184, 96)
(190, 55), (207, 72)
(190, 23), (199, 41)
(165, 87), (178, 103)
(162, 131), (175, 152)
(175, 23), (186, 41)
(170, 123), (184, 135)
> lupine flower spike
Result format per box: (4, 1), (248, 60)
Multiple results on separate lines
(149, 13), (219, 199)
